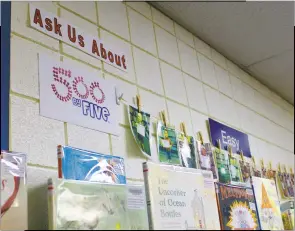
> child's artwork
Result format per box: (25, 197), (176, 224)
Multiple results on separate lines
(157, 121), (180, 165)
(196, 142), (218, 179)
(0, 151), (28, 231)
(239, 159), (252, 186)
(214, 148), (230, 184)
(229, 155), (243, 185)
(177, 133), (197, 168)
(49, 178), (130, 230)
(215, 183), (260, 230)
(128, 105), (151, 159)
(252, 176), (284, 230)
(280, 201), (294, 230)
(58, 145), (126, 184)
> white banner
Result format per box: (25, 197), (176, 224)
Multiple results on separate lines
(30, 4), (128, 72)
(39, 54), (120, 136)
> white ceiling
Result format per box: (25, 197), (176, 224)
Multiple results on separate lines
(150, 1), (294, 104)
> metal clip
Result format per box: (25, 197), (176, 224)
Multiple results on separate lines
(115, 87), (124, 105)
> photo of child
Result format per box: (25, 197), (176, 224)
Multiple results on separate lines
(157, 121), (180, 165)
(128, 105), (151, 159)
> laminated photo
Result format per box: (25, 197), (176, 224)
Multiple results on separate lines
(228, 155), (243, 185)
(239, 159), (252, 187)
(214, 148), (231, 184)
(177, 133), (197, 168)
(157, 121), (181, 165)
(196, 142), (218, 179)
(128, 105), (152, 159)
(58, 145), (126, 184)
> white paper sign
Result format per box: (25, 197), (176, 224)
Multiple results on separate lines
(38, 54), (120, 135)
(137, 124), (146, 137)
(29, 4), (128, 72)
(161, 139), (171, 148)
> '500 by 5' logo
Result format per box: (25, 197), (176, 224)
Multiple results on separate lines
(51, 66), (105, 104)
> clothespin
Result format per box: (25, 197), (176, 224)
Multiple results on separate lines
(260, 159), (264, 169)
(240, 150), (244, 162)
(197, 131), (204, 145)
(282, 164), (287, 173)
(290, 167), (294, 175)
(268, 161), (272, 171)
(217, 139), (221, 150)
(160, 111), (167, 127)
(180, 122), (187, 137)
(252, 156), (256, 165)
(228, 145), (232, 158)
(277, 163), (281, 173)
(136, 94), (141, 112)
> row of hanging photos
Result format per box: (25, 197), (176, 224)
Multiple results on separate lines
(121, 93), (293, 175)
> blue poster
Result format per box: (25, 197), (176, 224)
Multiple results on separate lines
(208, 118), (251, 157)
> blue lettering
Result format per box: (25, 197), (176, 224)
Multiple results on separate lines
(82, 100), (90, 116)
(102, 107), (110, 122)
(81, 100), (110, 122)
(94, 104), (102, 120)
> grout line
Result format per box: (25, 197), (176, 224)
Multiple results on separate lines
(109, 134), (113, 155)
(125, 4), (140, 95)
(151, 6), (169, 123)
(27, 163), (58, 170)
(8, 95), (12, 151)
(11, 31), (59, 52)
(95, 1), (100, 26)
(64, 122), (69, 145)
(10, 91), (40, 102)
(57, 3), (97, 25)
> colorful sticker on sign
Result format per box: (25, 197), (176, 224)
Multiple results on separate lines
(38, 54), (120, 135)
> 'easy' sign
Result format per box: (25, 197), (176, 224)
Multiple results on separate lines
(208, 118), (251, 157)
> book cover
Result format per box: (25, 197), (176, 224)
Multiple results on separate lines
(215, 183), (260, 230)
(58, 145), (126, 184)
(128, 105), (152, 159)
(143, 162), (206, 230)
(48, 178), (130, 230)
(177, 133), (197, 168)
(280, 201), (294, 230)
(145, 164), (221, 230)
(252, 176), (284, 230)
(126, 184), (149, 230)
(0, 151), (28, 231)
(214, 148), (231, 184)
(157, 121), (181, 165)
(196, 142), (218, 180)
